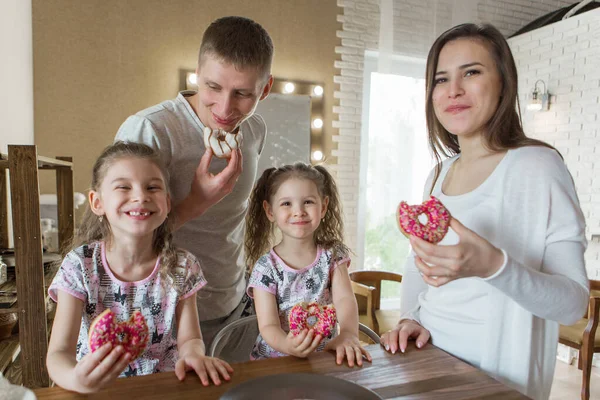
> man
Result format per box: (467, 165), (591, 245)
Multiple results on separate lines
(115, 16), (273, 362)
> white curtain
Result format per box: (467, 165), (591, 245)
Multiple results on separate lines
(377, 0), (394, 74)
(377, 0), (480, 72)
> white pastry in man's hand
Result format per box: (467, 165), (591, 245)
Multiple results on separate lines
(203, 127), (243, 159)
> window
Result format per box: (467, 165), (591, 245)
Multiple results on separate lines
(357, 51), (434, 306)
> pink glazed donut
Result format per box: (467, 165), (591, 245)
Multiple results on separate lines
(88, 309), (149, 360)
(288, 302), (337, 337)
(396, 196), (451, 244)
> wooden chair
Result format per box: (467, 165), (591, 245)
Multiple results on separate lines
(558, 279), (600, 400)
(349, 270), (402, 335)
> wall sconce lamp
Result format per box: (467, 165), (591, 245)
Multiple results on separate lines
(312, 150), (324, 161)
(527, 80), (550, 111)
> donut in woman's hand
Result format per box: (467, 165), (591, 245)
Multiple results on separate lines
(88, 309), (149, 360)
(397, 196), (450, 244)
(203, 127), (243, 159)
(288, 302), (337, 338)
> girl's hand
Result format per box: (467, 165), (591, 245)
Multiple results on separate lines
(411, 217), (505, 287)
(324, 332), (372, 367)
(74, 343), (131, 393)
(175, 354), (233, 386)
(380, 319), (430, 354)
(284, 329), (322, 358)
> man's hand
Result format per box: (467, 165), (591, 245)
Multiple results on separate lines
(175, 148), (243, 228)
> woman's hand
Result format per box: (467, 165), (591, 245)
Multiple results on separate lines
(324, 331), (372, 367)
(284, 328), (322, 358)
(73, 343), (131, 393)
(175, 354), (233, 386)
(411, 217), (505, 287)
(380, 320), (430, 354)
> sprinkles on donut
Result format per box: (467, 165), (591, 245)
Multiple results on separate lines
(288, 302), (337, 338)
(396, 196), (451, 244)
(88, 309), (149, 361)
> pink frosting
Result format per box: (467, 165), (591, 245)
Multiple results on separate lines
(397, 196), (450, 244)
(288, 302), (337, 337)
(88, 309), (149, 360)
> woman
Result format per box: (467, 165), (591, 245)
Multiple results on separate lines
(380, 23), (589, 400)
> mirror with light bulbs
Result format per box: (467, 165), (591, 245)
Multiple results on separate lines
(270, 78), (325, 163)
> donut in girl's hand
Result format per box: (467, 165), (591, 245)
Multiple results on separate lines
(88, 309), (149, 360)
(396, 196), (451, 244)
(203, 127), (243, 159)
(288, 302), (337, 338)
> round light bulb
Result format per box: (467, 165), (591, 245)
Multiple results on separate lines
(312, 150), (324, 161)
(313, 85), (324, 96)
(188, 73), (197, 85)
(312, 118), (323, 129)
(284, 82), (295, 93)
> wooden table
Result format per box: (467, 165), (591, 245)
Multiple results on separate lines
(33, 343), (529, 399)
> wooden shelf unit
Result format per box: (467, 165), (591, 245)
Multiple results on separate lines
(0, 145), (74, 389)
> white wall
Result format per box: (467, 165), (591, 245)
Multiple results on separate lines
(1, 0), (34, 248)
(0, 0), (34, 152)
(333, 0), (576, 257)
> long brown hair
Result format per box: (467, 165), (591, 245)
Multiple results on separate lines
(67, 141), (180, 292)
(425, 23), (557, 192)
(245, 163), (349, 271)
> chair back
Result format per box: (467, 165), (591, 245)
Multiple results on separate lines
(349, 270), (403, 334)
(349, 271), (402, 311)
(587, 280), (600, 318)
(208, 315), (380, 358)
(557, 279), (600, 400)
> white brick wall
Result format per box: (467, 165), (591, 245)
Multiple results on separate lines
(509, 9), (600, 280)
(333, 0), (575, 257)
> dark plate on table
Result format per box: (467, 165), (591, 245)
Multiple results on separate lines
(220, 373), (382, 400)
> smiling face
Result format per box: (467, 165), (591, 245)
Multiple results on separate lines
(263, 178), (329, 242)
(89, 157), (170, 240)
(431, 38), (502, 140)
(195, 53), (272, 132)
